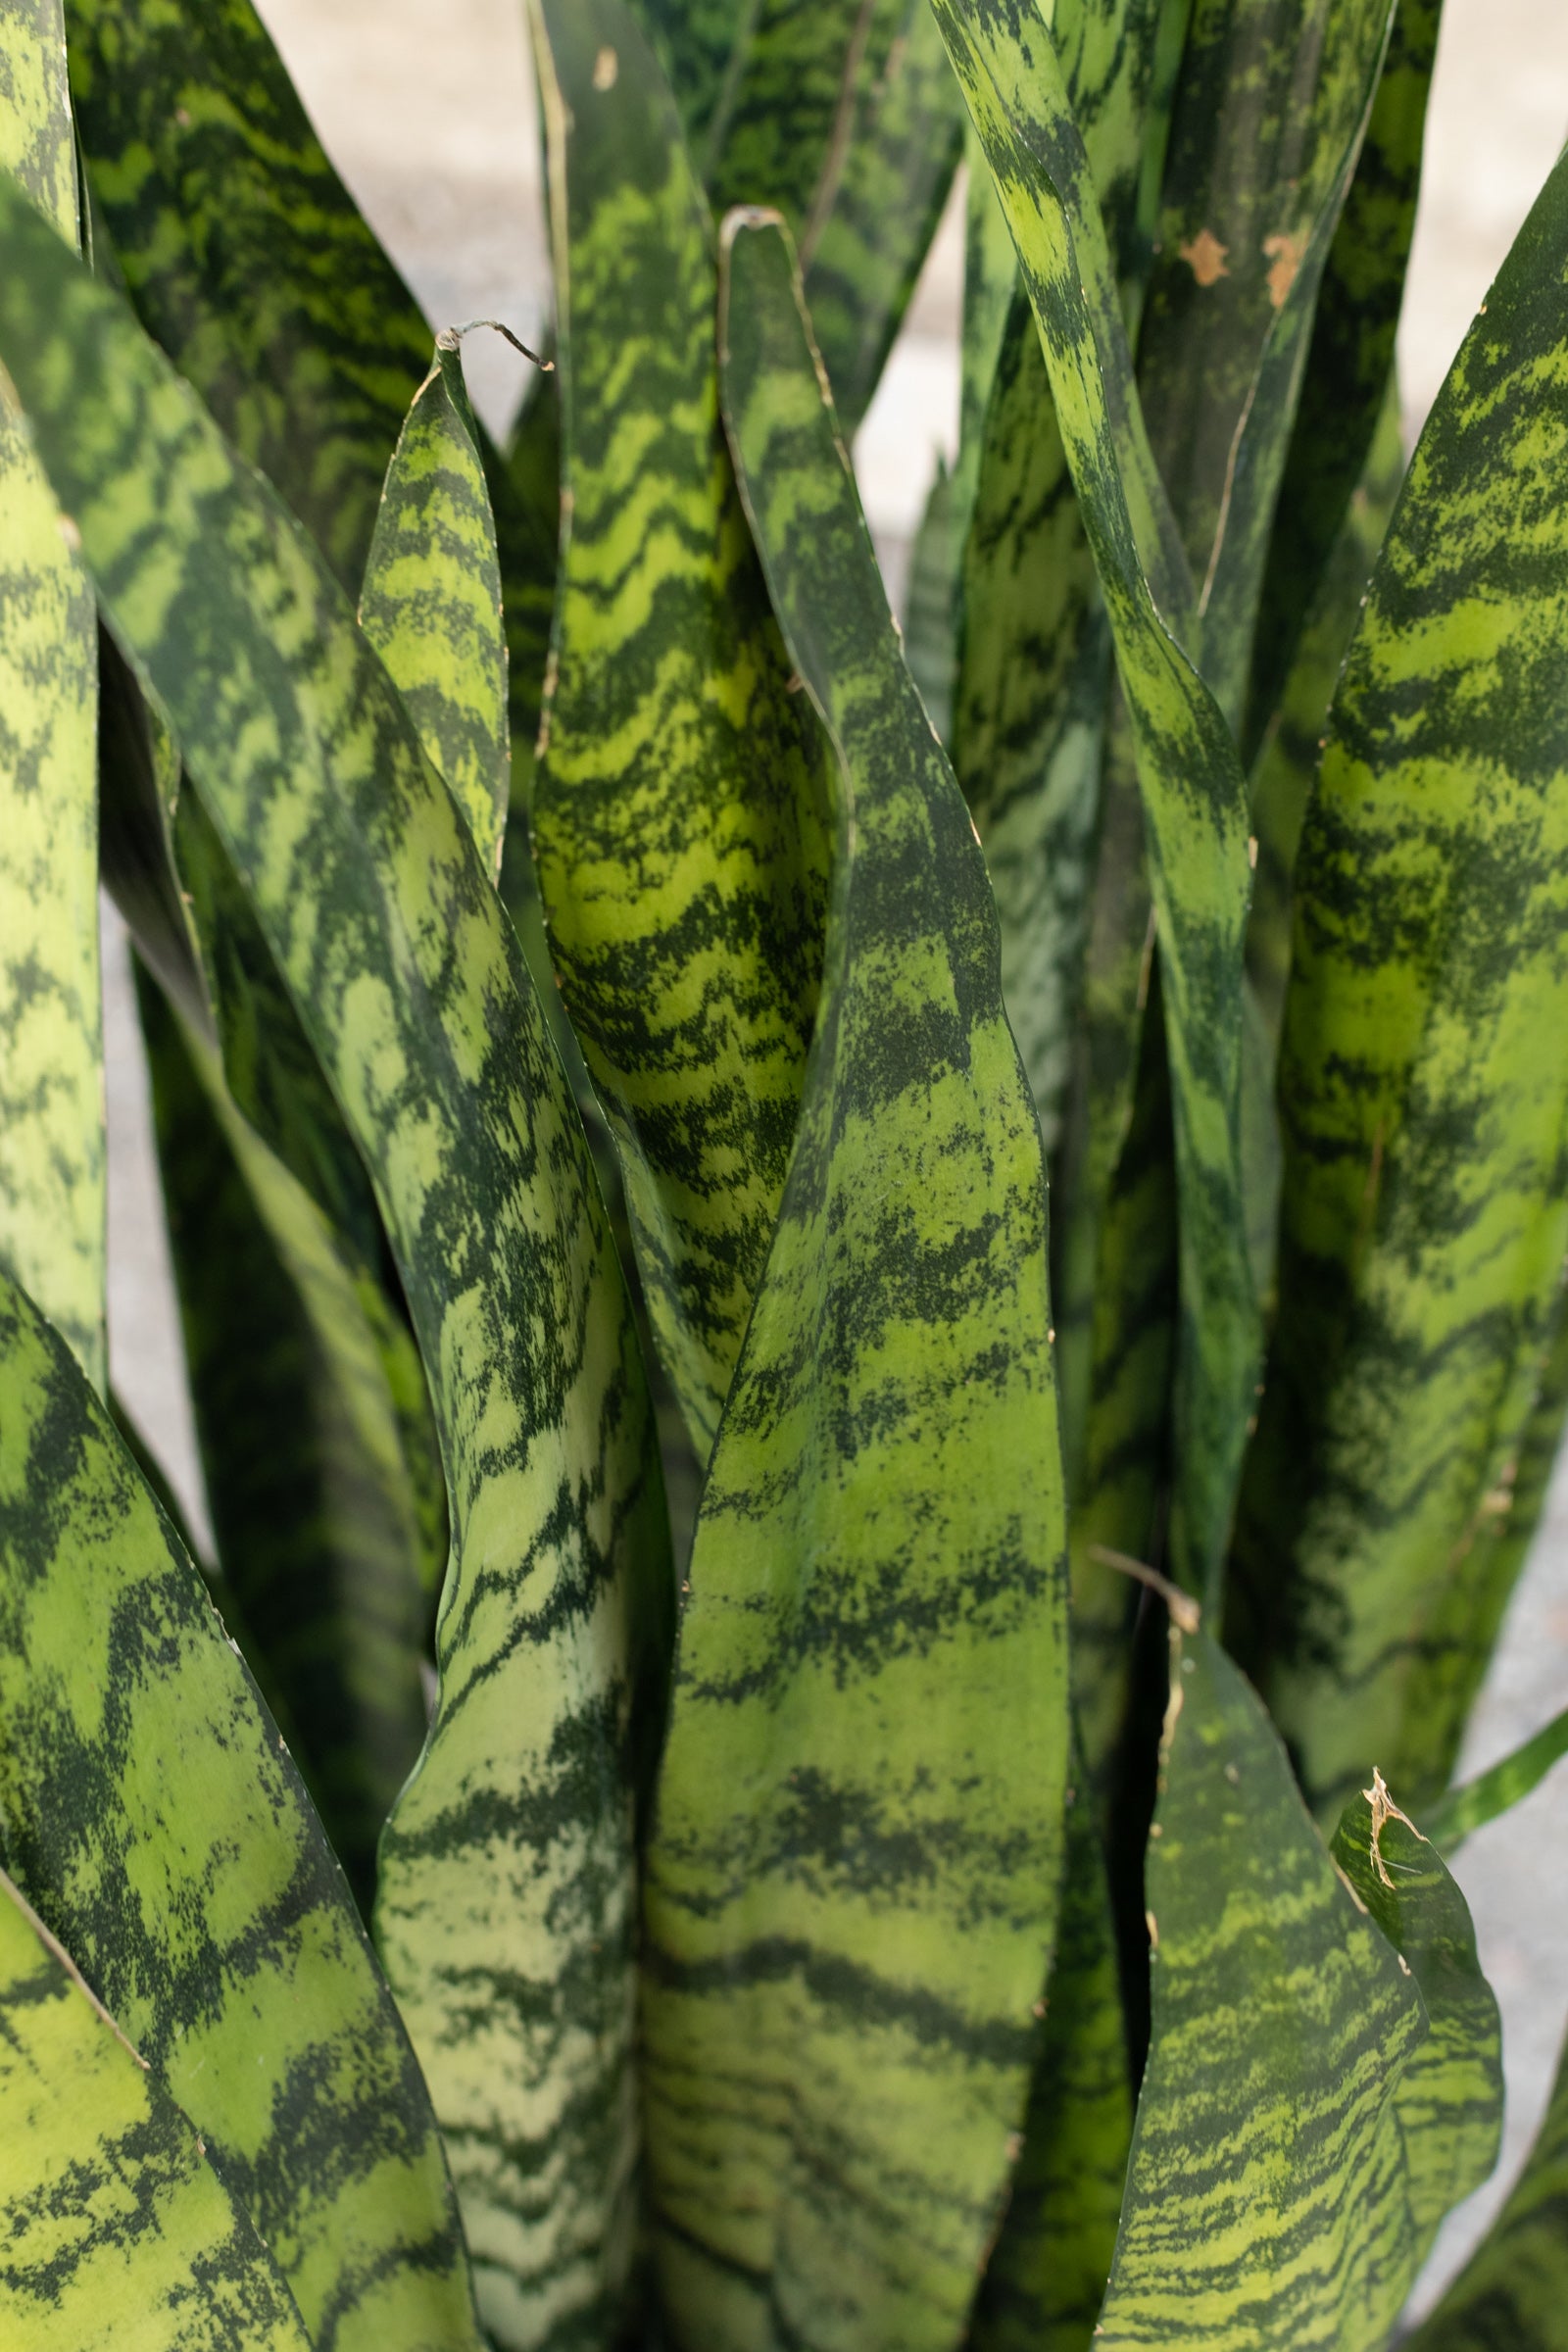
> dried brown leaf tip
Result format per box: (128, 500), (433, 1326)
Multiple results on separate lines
(1179, 229), (1229, 287)
(1365, 1766), (1426, 1890)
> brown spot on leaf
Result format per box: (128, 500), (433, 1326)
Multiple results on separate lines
(1263, 230), (1306, 309)
(592, 45), (618, 90)
(1179, 229), (1229, 287)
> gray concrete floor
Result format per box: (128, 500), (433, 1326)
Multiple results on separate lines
(103, 0), (1568, 2314)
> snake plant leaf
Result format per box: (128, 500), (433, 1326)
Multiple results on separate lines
(1097, 1629), (1496, 2349)
(528, 0), (835, 1462)
(137, 970), (431, 1914)
(785, 0), (965, 433)
(1136, 0), (1394, 723)
(0, 1868), (316, 2352)
(1229, 141), (1568, 1822)
(63, 0), (430, 589)
(1249, 0), (1442, 755)
(0, 182), (674, 2350)
(640, 210), (1069, 2352)
(1424, 1698), (1568, 1853)
(970, 1755), (1134, 2352)
(0, 1), (103, 1395)
(931, 0), (1255, 1608)
(0, 1265), (481, 2352)
(1404, 2026), (1568, 2352)
(1330, 1783), (1503, 2250)
(360, 335), (511, 879)
(631, 0), (962, 435)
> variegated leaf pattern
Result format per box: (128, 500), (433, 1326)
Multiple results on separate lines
(969, 1746), (1134, 2352)
(1097, 1627), (1498, 2348)
(1425, 1691), (1568, 1853)
(1230, 142), (1568, 1821)
(640, 213), (1069, 2352)
(930, 0), (1255, 1607)
(1137, 0), (1395, 725)
(528, 0), (835, 1461)
(137, 970), (431, 1913)
(0, 1868), (316, 2352)
(0, 1266), (482, 2352)
(0, 0), (103, 1393)
(1405, 2026), (1568, 2352)
(361, 334), (511, 879)
(1249, 0), (1442, 753)
(0, 182), (673, 2351)
(629, 0), (962, 433)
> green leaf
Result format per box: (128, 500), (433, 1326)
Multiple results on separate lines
(1229, 142), (1568, 1821)
(0, 1867), (315, 2352)
(528, 0), (835, 1462)
(930, 0), (1255, 1607)
(630, 0), (963, 432)
(64, 0), (430, 589)
(1248, 0), (1443, 756)
(136, 968), (431, 1914)
(970, 1745), (1134, 2352)
(1136, 0), (1396, 725)
(0, 1265), (481, 2352)
(1331, 1779), (1502, 2248)
(360, 334), (512, 880)
(0, 0), (103, 1393)
(1097, 1627), (1497, 2347)
(639, 210), (1069, 2352)
(1404, 2026), (1568, 2352)
(1423, 1697), (1568, 1853)
(0, 181), (674, 2349)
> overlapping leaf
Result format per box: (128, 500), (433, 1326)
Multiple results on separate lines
(930, 0), (1255, 1608)
(0, 0), (102, 1391)
(640, 213), (1069, 2352)
(0, 1868), (315, 2352)
(1230, 143), (1568, 1821)
(1097, 1626), (1499, 2348)
(0, 1266), (482, 2352)
(528, 0), (835, 1460)
(0, 181), (673, 2350)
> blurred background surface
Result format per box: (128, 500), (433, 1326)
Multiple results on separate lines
(102, 0), (1568, 2312)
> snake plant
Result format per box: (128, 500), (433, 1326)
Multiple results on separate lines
(1, 0), (1566, 2345)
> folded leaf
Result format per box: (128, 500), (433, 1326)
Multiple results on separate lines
(1404, 2025), (1568, 2352)
(931, 0), (1255, 1607)
(360, 334), (511, 878)
(1098, 1629), (1496, 2347)
(0, 0), (103, 1391)
(529, 0), (834, 1460)
(0, 1868), (316, 2352)
(0, 1267), (481, 2352)
(640, 212), (1069, 2352)
(1230, 141), (1568, 1820)
(0, 183), (674, 2350)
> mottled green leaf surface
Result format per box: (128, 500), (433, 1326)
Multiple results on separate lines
(138, 971), (431, 1914)
(0, 183), (673, 2350)
(969, 1754), (1133, 2352)
(1424, 1696), (1568, 1853)
(0, 1267), (480, 2352)
(1230, 145), (1568, 1820)
(1249, 0), (1441, 752)
(640, 214), (1068, 2352)
(1098, 1631), (1496, 2348)
(529, 0), (834, 1461)
(361, 334), (511, 878)
(1406, 2027), (1568, 2352)
(931, 0), (1255, 1606)
(0, 0), (103, 1392)
(0, 1869), (315, 2352)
